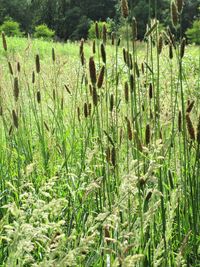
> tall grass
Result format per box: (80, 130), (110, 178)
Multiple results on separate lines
(0, 1), (199, 266)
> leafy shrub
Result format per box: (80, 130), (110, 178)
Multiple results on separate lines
(34, 24), (55, 40)
(0, 19), (22, 37)
(88, 20), (114, 39)
(186, 20), (200, 44)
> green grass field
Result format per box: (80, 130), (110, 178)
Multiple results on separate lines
(0, 33), (199, 267)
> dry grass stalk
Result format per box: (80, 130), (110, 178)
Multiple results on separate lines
(132, 17), (137, 40)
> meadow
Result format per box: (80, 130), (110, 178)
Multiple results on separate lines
(0, 22), (200, 267)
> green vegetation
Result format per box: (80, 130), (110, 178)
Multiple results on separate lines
(0, 0), (200, 267)
(0, 19), (22, 36)
(186, 20), (200, 44)
(34, 24), (55, 40)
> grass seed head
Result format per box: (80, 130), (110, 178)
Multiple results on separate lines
(95, 21), (99, 39)
(121, 0), (129, 18)
(180, 38), (186, 58)
(102, 23), (107, 44)
(169, 43), (173, 59)
(2, 32), (7, 51)
(101, 43), (106, 64)
(186, 100), (195, 113)
(12, 110), (18, 129)
(126, 117), (132, 141)
(97, 65), (105, 89)
(14, 77), (19, 102)
(84, 103), (88, 118)
(17, 62), (21, 72)
(32, 71), (35, 84)
(92, 86), (98, 106)
(111, 147), (116, 166)
(52, 48), (56, 62)
(149, 83), (153, 99)
(8, 62), (13, 75)
(36, 54), (40, 73)
(89, 57), (97, 85)
(124, 81), (129, 103)
(176, 0), (184, 14)
(171, 1), (178, 28)
(145, 124), (151, 145)
(92, 40), (96, 54)
(186, 114), (195, 140)
(37, 91), (41, 103)
(77, 107), (81, 122)
(110, 94), (114, 112)
(111, 32), (115, 45)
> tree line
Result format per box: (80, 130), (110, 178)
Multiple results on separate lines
(0, 0), (199, 40)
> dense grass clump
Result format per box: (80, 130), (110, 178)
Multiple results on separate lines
(0, 3), (200, 267)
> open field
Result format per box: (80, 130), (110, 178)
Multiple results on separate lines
(0, 34), (200, 266)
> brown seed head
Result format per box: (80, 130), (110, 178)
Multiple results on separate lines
(110, 94), (114, 112)
(169, 43), (173, 59)
(102, 23), (107, 44)
(97, 65), (105, 89)
(37, 91), (41, 103)
(2, 32), (7, 51)
(124, 81), (129, 103)
(126, 117), (132, 141)
(149, 83), (153, 99)
(145, 124), (151, 145)
(12, 110), (18, 129)
(8, 62), (13, 75)
(32, 71), (35, 84)
(186, 100), (195, 113)
(92, 86), (98, 106)
(111, 32), (115, 45)
(171, 2), (178, 28)
(14, 77), (19, 102)
(176, 0), (183, 14)
(84, 103), (88, 118)
(101, 43), (106, 64)
(158, 34), (163, 55)
(17, 62), (21, 72)
(180, 38), (186, 58)
(111, 147), (116, 166)
(186, 114), (195, 140)
(52, 48), (56, 62)
(89, 57), (97, 85)
(92, 40), (96, 54)
(95, 22), (99, 39)
(121, 0), (129, 18)
(36, 54), (40, 73)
